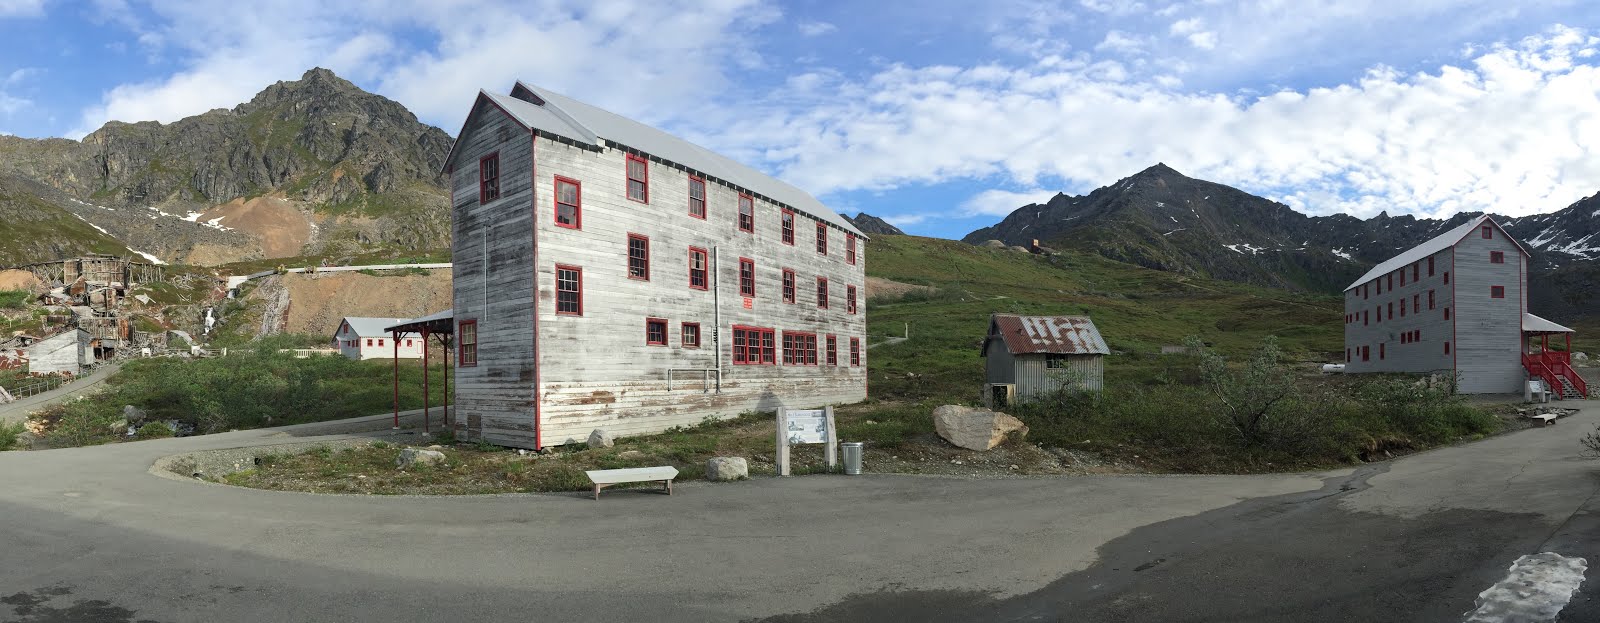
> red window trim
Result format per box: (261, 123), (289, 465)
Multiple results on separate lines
(687, 175), (706, 219)
(555, 264), (583, 316)
(1482, 225), (1493, 239)
(731, 325), (776, 365)
(1445, 307), (1451, 320)
(739, 257), (756, 297)
(816, 276), (829, 309)
(782, 268), (796, 304)
(850, 337), (861, 366)
(645, 317), (668, 346)
(688, 247), (709, 291)
(1412, 264), (1418, 282)
(1445, 342), (1451, 355)
(1413, 294), (1419, 314)
(554, 175), (581, 229)
(827, 334), (838, 366)
(847, 285), (857, 315)
(1490, 251), (1505, 264)
(478, 152), (500, 204)
(1428, 256), (1435, 276)
(627, 233), (650, 281)
(737, 193), (755, 233)
(846, 233), (857, 265)
(1490, 285), (1505, 299)
(782, 331), (819, 366)
(366, 338), (373, 347)
(780, 209), (795, 245)
(1428, 290), (1435, 310)
(1380, 343), (1385, 360)
(1400, 269), (1406, 286)
(816, 222), (828, 255)
(625, 153), (649, 204)
(681, 322), (701, 348)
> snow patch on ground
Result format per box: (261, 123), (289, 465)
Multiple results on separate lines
(1163, 228), (1186, 236)
(70, 213), (110, 235)
(1223, 243), (1265, 255)
(1463, 552), (1586, 622)
(130, 249), (167, 265)
(1527, 227), (1561, 250)
(1332, 248), (1353, 261)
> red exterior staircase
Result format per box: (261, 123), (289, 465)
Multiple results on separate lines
(1523, 353), (1588, 400)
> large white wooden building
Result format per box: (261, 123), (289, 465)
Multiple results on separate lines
(333, 317), (424, 361)
(1342, 215), (1586, 397)
(442, 81), (868, 448)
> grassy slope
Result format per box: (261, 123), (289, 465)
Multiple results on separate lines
(0, 182), (133, 266)
(863, 235), (1342, 403)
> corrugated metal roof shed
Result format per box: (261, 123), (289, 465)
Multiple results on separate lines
(985, 314), (1109, 355)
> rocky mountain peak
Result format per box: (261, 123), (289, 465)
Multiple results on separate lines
(847, 212), (906, 236)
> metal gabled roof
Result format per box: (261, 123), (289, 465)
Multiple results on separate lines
(337, 317), (417, 338)
(1523, 312), (1574, 334)
(1345, 215), (1529, 292)
(452, 80), (863, 239)
(984, 314), (1109, 356)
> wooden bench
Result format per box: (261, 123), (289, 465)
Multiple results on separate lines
(585, 466), (679, 500)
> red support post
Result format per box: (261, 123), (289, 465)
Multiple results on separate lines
(442, 332), (450, 427)
(422, 328), (430, 434)
(392, 330), (400, 429)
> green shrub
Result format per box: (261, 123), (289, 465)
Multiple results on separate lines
(0, 290), (28, 310)
(133, 422), (174, 440)
(0, 421), (25, 450)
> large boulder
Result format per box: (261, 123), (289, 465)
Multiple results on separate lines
(932, 405), (1029, 451)
(122, 405), (148, 425)
(396, 448), (446, 469)
(705, 457), (749, 481)
(587, 429), (614, 449)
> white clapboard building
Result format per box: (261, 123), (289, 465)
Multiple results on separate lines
(333, 317), (424, 361)
(441, 81), (869, 448)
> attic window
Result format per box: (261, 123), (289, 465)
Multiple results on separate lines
(1482, 225), (1493, 239)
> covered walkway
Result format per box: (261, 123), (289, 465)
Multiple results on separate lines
(385, 310), (454, 433)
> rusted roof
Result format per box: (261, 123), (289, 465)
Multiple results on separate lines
(985, 314), (1109, 356)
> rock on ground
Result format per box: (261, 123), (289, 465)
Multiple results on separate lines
(932, 405), (1029, 451)
(396, 448), (446, 468)
(123, 405), (147, 425)
(587, 429), (614, 449)
(705, 457), (749, 481)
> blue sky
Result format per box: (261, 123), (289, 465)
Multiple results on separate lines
(2, 0), (1599, 240)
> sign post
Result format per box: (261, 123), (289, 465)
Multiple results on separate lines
(776, 406), (836, 476)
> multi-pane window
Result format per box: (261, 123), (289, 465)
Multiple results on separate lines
(1444, 271), (1450, 284)
(556, 265), (582, 315)
(458, 320), (477, 366)
(739, 258), (755, 297)
(682, 322), (700, 347)
(827, 335), (838, 365)
(1428, 257), (1435, 276)
(846, 233), (856, 265)
(733, 326), (775, 364)
(628, 234), (650, 280)
(738, 194), (754, 233)
(1428, 290), (1436, 310)
(850, 338), (861, 366)
(626, 154), (648, 203)
(688, 176), (706, 218)
(816, 277), (829, 309)
(479, 153), (500, 203)
(689, 247), (709, 290)
(1413, 294), (1420, 314)
(782, 269), (796, 304)
(555, 176), (581, 229)
(781, 210), (795, 245)
(646, 318), (667, 345)
(816, 222), (828, 254)
(847, 285), (857, 314)
(782, 332), (818, 365)
(1491, 285), (1505, 298)
(1046, 354), (1069, 369)
(1490, 251), (1505, 264)
(1412, 264), (1418, 282)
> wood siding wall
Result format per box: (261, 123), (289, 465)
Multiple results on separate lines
(448, 100), (540, 446)
(984, 340), (1015, 384)
(1343, 249), (1456, 378)
(25, 331), (87, 375)
(531, 135), (867, 446)
(1013, 354), (1103, 399)
(1454, 230), (1526, 393)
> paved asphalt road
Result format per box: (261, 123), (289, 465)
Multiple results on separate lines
(1, 404), (1597, 622)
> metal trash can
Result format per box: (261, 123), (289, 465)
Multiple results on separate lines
(841, 442), (865, 475)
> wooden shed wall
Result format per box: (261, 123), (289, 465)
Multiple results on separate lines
(984, 340), (1014, 384)
(449, 100), (540, 446)
(25, 331), (87, 375)
(1015, 353), (1102, 399)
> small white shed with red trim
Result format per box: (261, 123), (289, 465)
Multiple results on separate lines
(333, 317), (423, 361)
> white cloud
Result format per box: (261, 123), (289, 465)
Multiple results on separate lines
(0, 0), (44, 18)
(711, 25), (1600, 221)
(1186, 31), (1217, 50)
(884, 213), (933, 227)
(1095, 30), (1147, 55)
(1079, 0), (1146, 16)
(960, 189), (1061, 217)
(797, 20), (836, 36)
(67, 0), (779, 137)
